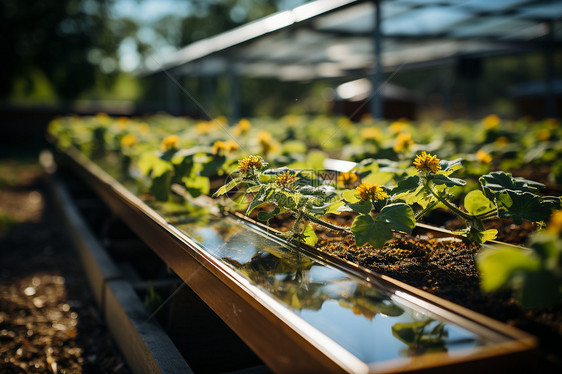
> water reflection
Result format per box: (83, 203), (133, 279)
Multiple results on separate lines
(92, 155), (499, 366)
(149, 204), (496, 365)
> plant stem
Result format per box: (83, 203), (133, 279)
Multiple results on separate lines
(475, 209), (497, 219)
(304, 213), (352, 233)
(415, 200), (439, 220)
(424, 182), (473, 221)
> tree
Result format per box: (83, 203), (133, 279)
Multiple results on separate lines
(0, 0), (116, 100)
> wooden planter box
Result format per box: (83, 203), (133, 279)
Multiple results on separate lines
(51, 147), (537, 373)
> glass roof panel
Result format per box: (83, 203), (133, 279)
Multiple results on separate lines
(450, 16), (539, 38)
(517, 1), (562, 19)
(383, 6), (473, 35)
(457, 0), (535, 12)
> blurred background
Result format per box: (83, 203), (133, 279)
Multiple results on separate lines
(1, 0), (561, 142)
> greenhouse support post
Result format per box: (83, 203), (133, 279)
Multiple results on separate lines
(370, 0), (383, 119)
(545, 20), (556, 119)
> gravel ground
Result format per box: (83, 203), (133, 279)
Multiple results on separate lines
(0, 156), (130, 374)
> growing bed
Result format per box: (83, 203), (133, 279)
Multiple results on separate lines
(46, 114), (562, 372)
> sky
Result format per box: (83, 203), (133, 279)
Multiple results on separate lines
(109, 0), (307, 72)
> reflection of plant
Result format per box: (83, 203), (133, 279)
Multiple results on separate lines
(338, 291), (403, 320)
(392, 320), (448, 356)
(477, 209), (562, 308)
(394, 152), (560, 243)
(144, 286), (162, 313)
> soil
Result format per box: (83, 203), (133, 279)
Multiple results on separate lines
(0, 157), (130, 374)
(250, 204), (562, 370)
(313, 224), (562, 371)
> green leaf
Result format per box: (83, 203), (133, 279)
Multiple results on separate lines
(377, 203), (415, 234)
(325, 200), (345, 214)
(213, 177), (243, 197)
(257, 206), (281, 222)
(200, 155), (226, 177)
(464, 190), (495, 216)
(430, 174), (467, 187)
(351, 215), (393, 248)
(439, 158), (463, 175)
(480, 171), (544, 199)
(346, 200), (373, 215)
(182, 175), (210, 198)
(246, 186), (273, 215)
(391, 175), (420, 196)
(301, 223), (318, 247)
(362, 171), (394, 186)
(497, 191), (553, 224)
(342, 189), (360, 203)
(394, 184), (435, 209)
(171, 157), (194, 185)
(470, 228), (498, 243)
(516, 270), (561, 308)
(476, 246), (540, 292)
(528, 231), (562, 265)
(151, 172), (171, 201)
(138, 152), (172, 177)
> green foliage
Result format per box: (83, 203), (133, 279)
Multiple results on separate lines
(351, 215), (393, 248)
(144, 286), (163, 313)
(477, 231), (562, 308)
(392, 320), (448, 354)
(138, 148), (218, 201)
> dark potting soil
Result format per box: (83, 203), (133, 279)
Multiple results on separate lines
(314, 224), (562, 371)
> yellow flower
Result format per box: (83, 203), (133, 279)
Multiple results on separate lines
(116, 117), (129, 130)
(95, 112), (109, 124)
(212, 140), (239, 155)
(356, 183), (388, 201)
(338, 117), (352, 128)
(483, 114), (500, 129)
(285, 114), (298, 127)
(390, 119), (409, 134)
(494, 136), (509, 147)
(238, 118), (251, 131)
(214, 116), (228, 126)
(547, 210), (562, 234)
(538, 129), (551, 141)
(161, 135), (179, 151)
(546, 118), (559, 130)
(442, 120), (454, 131)
(120, 134), (138, 148)
(232, 119), (251, 137)
(276, 171), (298, 189)
(338, 172), (358, 188)
(361, 113), (374, 125)
(476, 150), (492, 164)
(196, 121), (214, 134)
(413, 152), (441, 173)
(138, 122), (150, 135)
(393, 132), (414, 152)
(238, 155), (264, 175)
(258, 130), (277, 154)
(361, 127), (382, 141)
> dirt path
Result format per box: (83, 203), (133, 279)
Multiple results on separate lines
(0, 158), (130, 374)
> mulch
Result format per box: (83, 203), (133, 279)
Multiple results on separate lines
(0, 159), (130, 374)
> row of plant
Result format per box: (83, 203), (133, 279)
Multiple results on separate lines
(48, 113), (562, 308)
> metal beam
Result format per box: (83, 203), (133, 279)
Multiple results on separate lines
(370, 0), (383, 118)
